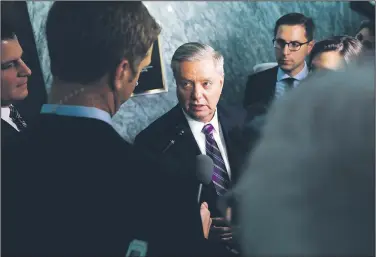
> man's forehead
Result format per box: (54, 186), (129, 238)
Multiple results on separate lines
(276, 25), (307, 39)
(1, 39), (22, 61)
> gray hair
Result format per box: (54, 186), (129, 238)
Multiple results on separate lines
(171, 42), (224, 78)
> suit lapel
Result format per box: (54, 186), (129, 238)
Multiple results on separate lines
(163, 105), (201, 170)
(173, 105), (201, 155)
(261, 66), (279, 106)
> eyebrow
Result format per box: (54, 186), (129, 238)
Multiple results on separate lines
(1, 51), (23, 65)
(276, 38), (303, 43)
(179, 76), (214, 81)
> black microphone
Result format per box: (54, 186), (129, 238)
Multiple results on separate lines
(162, 126), (185, 153)
(195, 155), (213, 204)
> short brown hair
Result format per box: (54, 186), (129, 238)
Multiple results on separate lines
(46, 1), (161, 84)
(274, 13), (315, 41)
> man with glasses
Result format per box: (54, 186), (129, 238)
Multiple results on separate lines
(243, 13), (315, 109)
(355, 20), (375, 50)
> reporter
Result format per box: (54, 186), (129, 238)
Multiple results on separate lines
(2, 2), (207, 256)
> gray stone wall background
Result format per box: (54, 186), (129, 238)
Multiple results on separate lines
(27, 1), (365, 142)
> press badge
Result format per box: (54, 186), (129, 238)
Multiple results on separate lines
(125, 239), (148, 257)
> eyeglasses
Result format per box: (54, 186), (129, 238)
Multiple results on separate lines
(273, 39), (311, 51)
(135, 81), (139, 87)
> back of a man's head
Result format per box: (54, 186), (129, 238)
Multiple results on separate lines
(308, 35), (363, 69)
(234, 60), (375, 256)
(46, 1), (161, 85)
(1, 2), (17, 40)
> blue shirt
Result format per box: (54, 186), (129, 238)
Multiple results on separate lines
(41, 104), (113, 127)
(274, 62), (309, 99)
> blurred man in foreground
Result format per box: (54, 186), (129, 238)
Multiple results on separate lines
(233, 59), (375, 256)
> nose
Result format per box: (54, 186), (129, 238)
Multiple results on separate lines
(191, 84), (203, 100)
(18, 59), (32, 77)
(282, 44), (290, 55)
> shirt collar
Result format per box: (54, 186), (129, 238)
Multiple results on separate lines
(182, 108), (220, 135)
(277, 61), (309, 81)
(41, 104), (113, 126)
(1, 106), (11, 120)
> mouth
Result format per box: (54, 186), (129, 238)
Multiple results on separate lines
(280, 59), (292, 64)
(190, 104), (206, 111)
(17, 81), (28, 88)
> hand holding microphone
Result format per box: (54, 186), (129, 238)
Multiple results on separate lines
(200, 202), (212, 239)
(195, 155), (237, 252)
(195, 155), (214, 240)
(195, 155), (213, 204)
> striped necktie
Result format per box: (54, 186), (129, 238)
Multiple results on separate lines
(202, 123), (230, 196)
(9, 104), (27, 131)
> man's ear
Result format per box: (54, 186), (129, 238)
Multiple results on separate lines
(219, 74), (224, 89)
(307, 40), (315, 54)
(113, 59), (131, 91)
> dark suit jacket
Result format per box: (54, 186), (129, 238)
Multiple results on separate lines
(134, 104), (246, 218)
(243, 66), (279, 109)
(1, 119), (19, 146)
(1, 106), (31, 147)
(2, 113), (208, 257)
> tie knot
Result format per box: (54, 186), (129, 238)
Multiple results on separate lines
(202, 123), (215, 136)
(282, 77), (297, 88)
(9, 105), (17, 118)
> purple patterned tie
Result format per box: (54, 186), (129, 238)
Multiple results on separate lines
(202, 123), (230, 196)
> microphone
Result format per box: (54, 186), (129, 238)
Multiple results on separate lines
(162, 126), (185, 153)
(195, 155), (213, 204)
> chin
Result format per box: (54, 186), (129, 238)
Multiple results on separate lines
(279, 64), (294, 71)
(188, 111), (204, 122)
(14, 90), (29, 101)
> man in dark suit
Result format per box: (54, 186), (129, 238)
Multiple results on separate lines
(1, 9), (32, 146)
(134, 42), (246, 255)
(2, 3), (208, 256)
(243, 13), (315, 110)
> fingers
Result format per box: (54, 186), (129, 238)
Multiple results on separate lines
(211, 217), (228, 227)
(220, 232), (232, 238)
(226, 207), (232, 223)
(210, 226), (232, 233)
(200, 202), (211, 239)
(200, 202), (209, 209)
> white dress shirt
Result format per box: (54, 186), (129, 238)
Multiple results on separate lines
(182, 109), (232, 180)
(1, 106), (20, 131)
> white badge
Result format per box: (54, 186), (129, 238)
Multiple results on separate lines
(125, 239), (148, 257)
